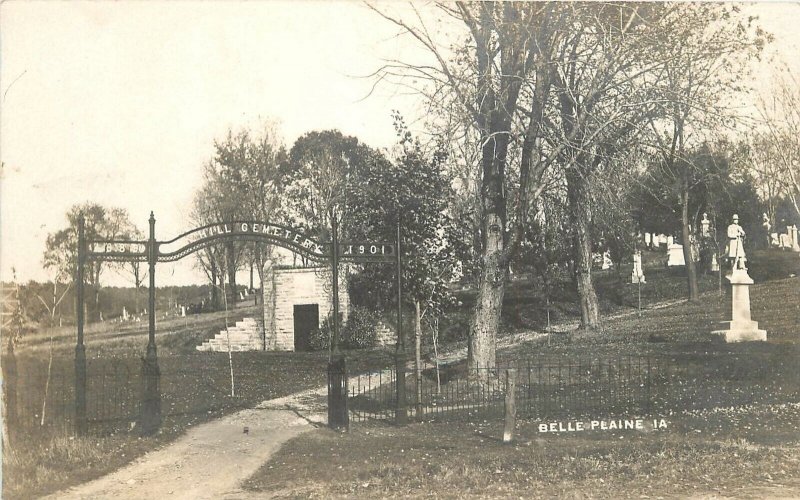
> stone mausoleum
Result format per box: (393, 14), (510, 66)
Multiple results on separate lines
(197, 266), (349, 352)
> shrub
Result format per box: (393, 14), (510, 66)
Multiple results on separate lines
(308, 318), (333, 351)
(342, 306), (379, 349)
(307, 307), (381, 351)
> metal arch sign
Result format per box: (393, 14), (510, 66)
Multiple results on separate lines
(87, 240), (148, 263)
(85, 220), (395, 263)
(157, 221), (329, 263)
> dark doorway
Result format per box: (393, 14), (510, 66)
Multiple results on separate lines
(293, 304), (319, 351)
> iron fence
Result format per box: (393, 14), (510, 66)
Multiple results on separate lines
(4, 353), (305, 436)
(345, 352), (800, 424)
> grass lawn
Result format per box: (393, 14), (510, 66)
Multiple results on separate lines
(3, 330), (395, 499)
(244, 252), (800, 498)
(243, 403), (800, 499)
(5, 250), (799, 498)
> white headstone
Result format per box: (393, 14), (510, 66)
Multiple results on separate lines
(667, 243), (685, 266)
(770, 232), (780, 247)
(667, 235), (674, 247)
(240, 291), (245, 300)
(701, 213), (711, 238)
(711, 252), (719, 272)
(601, 251), (613, 270)
(122, 306), (129, 321)
(180, 305), (186, 317)
(644, 233), (652, 247)
(780, 233), (791, 249)
(792, 225), (800, 252)
(631, 250), (646, 283)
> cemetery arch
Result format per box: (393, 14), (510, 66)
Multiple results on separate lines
(75, 212), (397, 435)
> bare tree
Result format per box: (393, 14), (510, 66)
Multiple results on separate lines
(645, 4), (766, 301)
(757, 70), (800, 219)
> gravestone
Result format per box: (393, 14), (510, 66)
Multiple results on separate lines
(762, 213), (771, 247)
(713, 215), (765, 342)
(712, 267), (766, 342)
(711, 252), (719, 272)
(180, 305), (186, 317)
(601, 251), (613, 270)
(726, 214), (746, 268)
(644, 232), (652, 248)
(667, 243), (685, 266)
(792, 225), (800, 252)
(631, 250), (646, 283)
(770, 232), (780, 247)
(122, 306), (129, 321)
(780, 233), (791, 249)
(701, 213), (711, 238)
(667, 235), (674, 247)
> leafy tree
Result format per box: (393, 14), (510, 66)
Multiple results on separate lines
(346, 115), (458, 391)
(43, 203), (139, 321)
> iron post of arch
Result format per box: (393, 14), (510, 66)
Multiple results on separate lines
(75, 215), (87, 435)
(140, 212), (161, 435)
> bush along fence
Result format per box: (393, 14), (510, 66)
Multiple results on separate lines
(338, 352), (800, 426)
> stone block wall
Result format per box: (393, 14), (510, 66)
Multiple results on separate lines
(263, 266), (349, 351)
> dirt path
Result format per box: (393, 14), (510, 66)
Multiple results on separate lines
(45, 388), (329, 500)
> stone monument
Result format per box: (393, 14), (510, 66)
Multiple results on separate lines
(701, 213), (711, 238)
(762, 213), (771, 247)
(792, 225), (800, 252)
(726, 214), (746, 269)
(631, 250), (645, 283)
(601, 250), (613, 270)
(667, 241), (685, 266)
(713, 215), (766, 342)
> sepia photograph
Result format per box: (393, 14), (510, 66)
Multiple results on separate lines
(1, 1), (799, 498)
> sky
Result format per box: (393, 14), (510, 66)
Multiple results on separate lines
(1, 1), (798, 287)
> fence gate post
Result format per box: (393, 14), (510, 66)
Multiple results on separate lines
(327, 355), (349, 431)
(503, 368), (517, 444)
(139, 212), (162, 435)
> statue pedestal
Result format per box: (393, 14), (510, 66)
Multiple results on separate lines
(712, 269), (766, 342)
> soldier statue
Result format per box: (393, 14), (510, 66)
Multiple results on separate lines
(726, 214), (746, 270)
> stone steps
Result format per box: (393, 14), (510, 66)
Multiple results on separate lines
(196, 317), (264, 352)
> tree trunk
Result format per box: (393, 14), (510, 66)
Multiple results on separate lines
(210, 260), (219, 310)
(469, 211), (506, 373)
(567, 169), (600, 328)
(414, 300), (422, 416)
(226, 242), (238, 304)
(681, 174), (699, 301)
